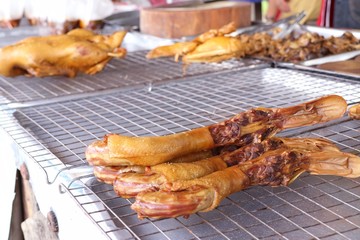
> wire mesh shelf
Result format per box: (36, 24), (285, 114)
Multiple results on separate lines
(0, 51), (265, 105)
(1, 67), (360, 239)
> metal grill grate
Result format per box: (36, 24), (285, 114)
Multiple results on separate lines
(1, 67), (360, 239)
(0, 51), (265, 105)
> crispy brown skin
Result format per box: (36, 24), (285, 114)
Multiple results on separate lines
(131, 147), (338, 219)
(0, 29), (127, 78)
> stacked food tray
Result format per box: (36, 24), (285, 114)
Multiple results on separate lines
(1, 63), (360, 239)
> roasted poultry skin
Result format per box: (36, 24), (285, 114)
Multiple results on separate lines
(0, 29), (127, 78)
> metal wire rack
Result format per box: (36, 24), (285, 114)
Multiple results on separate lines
(1, 67), (360, 239)
(62, 119), (360, 240)
(0, 51), (265, 105)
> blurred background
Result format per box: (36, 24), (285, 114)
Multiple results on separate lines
(0, 0), (355, 36)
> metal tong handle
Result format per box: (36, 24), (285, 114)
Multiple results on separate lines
(274, 11), (306, 26)
(238, 11), (306, 36)
(273, 11), (306, 40)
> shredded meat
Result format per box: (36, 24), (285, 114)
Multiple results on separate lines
(237, 31), (360, 62)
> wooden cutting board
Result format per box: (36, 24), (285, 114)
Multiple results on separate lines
(140, 1), (251, 39)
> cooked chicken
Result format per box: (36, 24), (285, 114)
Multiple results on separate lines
(0, 29), (127, 78)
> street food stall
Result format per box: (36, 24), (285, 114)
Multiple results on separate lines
(2, 1), (360, 239)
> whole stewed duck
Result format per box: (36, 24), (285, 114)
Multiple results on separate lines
(0, 29), (127, 78)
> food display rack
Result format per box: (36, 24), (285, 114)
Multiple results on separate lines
(1, 58), (360, 240)
(0, 51), (266, 106)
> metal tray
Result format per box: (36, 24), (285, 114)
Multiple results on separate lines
(302, 26), (360, 39)
(237, 24), (360, 77)
(1, 66), (360, 239)
(2, 67), (360, 183)
(279, 63), (360, 83)
(289, 25), (360, 68)
(296, 26), (360, 78)
(235, 24), (360, 78)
